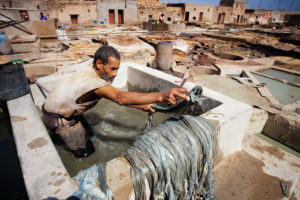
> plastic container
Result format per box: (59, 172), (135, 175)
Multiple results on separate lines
(156, 41), (173, 70)
(56, 29), (68, 41)
(0, 32), (13, 55)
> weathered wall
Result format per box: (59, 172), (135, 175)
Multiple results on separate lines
(137, 0), (166, 23)
(244, 11), (255, 24)
(244, 9), (272, 25)
(231, 1), (246, 23)
(97, 0), (137, 24)
(184, 4), (215, 22)
(165, 6), (183, 22)
(271, 11), (281, 23)
(212, 6), (233, 23)
(47, 1), (97, 25)
(0, 0), (47, 21)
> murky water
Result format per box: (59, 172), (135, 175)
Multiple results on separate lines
(253, 74), (300, 105)
(56, 98), (172, 176)
(260, 69), (300, 84)
(0, 108), (28, 199)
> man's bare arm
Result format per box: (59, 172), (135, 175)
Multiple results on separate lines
(127, 104), (155, 112)
(94, 86), (189, 105)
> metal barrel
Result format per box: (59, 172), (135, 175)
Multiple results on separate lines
(156, 41), (173, 70)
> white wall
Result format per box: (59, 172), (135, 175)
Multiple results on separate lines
(97, 0), (137, 24)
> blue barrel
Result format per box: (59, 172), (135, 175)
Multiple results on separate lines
(0, 32), (12, 55)
(156, 41), (173, 70)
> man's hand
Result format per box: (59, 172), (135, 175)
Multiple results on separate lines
(161, 88), (190, 105)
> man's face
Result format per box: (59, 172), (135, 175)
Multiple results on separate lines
(96, 56), (120, 82)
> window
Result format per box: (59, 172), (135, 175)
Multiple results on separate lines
(193, 16), (196, 20)
(70, 15), (78, 24)
(149, 15), (152, 19)
(167, 17), (171, 21)
(194, 8), (196, 11)
(19, 10), (29, 21)
(208, 8), (210, 12)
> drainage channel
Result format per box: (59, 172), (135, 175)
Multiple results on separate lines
(255, 133), (300, 158)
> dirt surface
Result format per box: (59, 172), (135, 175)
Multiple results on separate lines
(214, 150), (291, 200)
(109, 36), (142, 46)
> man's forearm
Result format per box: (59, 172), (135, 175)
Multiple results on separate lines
(95, 86), (189, 106)
(115, 92), (163, 105)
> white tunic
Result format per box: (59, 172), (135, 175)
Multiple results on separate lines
(44, 67), (109, 118)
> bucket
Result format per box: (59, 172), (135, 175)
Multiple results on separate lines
(156, 41), (173, 70)
(56, 29), (68, 41)
(0, 32), (13, 55)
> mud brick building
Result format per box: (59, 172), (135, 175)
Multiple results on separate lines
(96, 0), (137, 24)
(216, 0), (247, 23)
(1, 0), (298, 26)
(46, 0), (97, 25)
(0, 0), (48, 21)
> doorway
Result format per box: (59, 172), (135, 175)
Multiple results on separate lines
(185, 12), (189, 21)
(199, 12), (203, 21)
(237, 15), (240, 23)
(19, 11), (29, 21)
(218, 13), (225, 23)
(118, 10), (124, 24)
(70, 15), (78, 24)
(109, 9), (115, 24)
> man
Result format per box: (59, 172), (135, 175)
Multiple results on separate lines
(42, 46), (189, 158)
(159, 14), (164, 24)
(40, 12), (48, 20)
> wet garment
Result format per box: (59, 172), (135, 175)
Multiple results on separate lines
(44, 67), (109, 118)
(42, 67), (107, 157)
(151, 85), (221, 116)
(42, 105), (94, 155)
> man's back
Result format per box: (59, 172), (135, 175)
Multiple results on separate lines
(44, 67), (108, 118)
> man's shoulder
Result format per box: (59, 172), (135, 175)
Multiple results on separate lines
(70, 67), (108, 86)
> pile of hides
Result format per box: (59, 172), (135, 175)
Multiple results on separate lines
(73, 115), (218, 200)
(126, 115), (218, 199)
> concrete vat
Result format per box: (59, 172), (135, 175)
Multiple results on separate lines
(7, 61), (300, 199)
